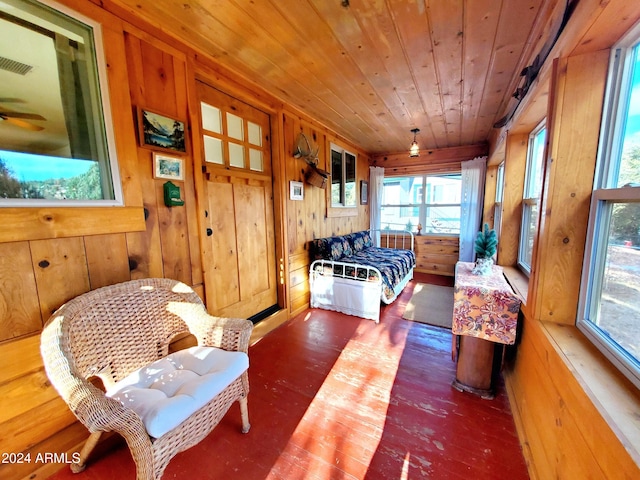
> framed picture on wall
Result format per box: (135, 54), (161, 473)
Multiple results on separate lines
(153, 153), (184, 180)
(360, 180), (368, 205)
(290, 181), (304, 201)
(138, 107), (187, 154)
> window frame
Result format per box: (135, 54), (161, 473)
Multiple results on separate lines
(577, 22), (640, 390)
(199, 99), (269, 175)
(518, 120), (547, 275)
(0, 0), (123, 207)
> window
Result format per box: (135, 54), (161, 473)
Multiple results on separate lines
(381, 174), (461, 234)
(330, 143), (356, 207)
(519, 121), (546, 274)
(494, 162), (505, 240)
(200, 102), (265, 172)
(578, 23), (640, 389)
(0, 0), (120, 205)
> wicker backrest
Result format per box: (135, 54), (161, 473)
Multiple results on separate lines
(45, 278), (203, 387)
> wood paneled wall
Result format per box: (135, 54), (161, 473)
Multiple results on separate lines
(0, 2), (374, 478)
(282, 113), (370, 316)
(414, 235), (459, 277)
(506, 319), (640, 479)
(529, 52), (608, 324)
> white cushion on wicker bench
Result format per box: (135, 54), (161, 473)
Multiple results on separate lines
(107, 346), (249, 439)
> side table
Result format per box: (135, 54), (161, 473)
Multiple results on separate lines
(451, 261), (521, 399)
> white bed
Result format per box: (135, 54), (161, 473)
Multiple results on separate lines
(309, 230), (415, 323)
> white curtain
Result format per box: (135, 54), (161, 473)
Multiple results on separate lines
(459, 156), (487, 262)
(369, 166), (384, 247)
(55, 33), (96, 161)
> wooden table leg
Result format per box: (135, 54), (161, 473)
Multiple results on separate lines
(452, 335), (495, 399)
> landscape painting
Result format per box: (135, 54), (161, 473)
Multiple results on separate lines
(138, 108), (187, 153)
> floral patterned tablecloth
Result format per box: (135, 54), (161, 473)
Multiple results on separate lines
(452, 261), (521, 345)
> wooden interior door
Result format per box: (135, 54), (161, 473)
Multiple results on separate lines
(197, 81), (277, 319)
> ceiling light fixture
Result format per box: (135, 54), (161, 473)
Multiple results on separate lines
(409, 128), (420, 157)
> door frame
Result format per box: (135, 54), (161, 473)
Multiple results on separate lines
(186, 63), (289, 322)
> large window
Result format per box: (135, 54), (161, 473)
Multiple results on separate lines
(381, 174), (461, 234)
(0, 0), (120, 205)
(519, 121), (546, 274)
(578, 22), (640, 389)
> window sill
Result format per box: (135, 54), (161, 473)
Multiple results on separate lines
(502, 265), (528, 304)
(0, 206), (146, 243)
(326, 206), (358, 218)
(541, 321), (640, 467)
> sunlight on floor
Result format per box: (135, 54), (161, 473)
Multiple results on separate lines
(401, 451), (411, 480)
(269, 317), (410, 478)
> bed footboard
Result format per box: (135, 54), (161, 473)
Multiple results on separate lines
(309, 259), (384, 322)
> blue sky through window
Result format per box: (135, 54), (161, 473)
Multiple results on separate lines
(624, 45), (640, 148)
(0, 150), (94, 182)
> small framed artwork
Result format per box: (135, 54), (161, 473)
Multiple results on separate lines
(153, 153), (184, 181)
(138, 107), (187, 154)
(360, 180), (368, 205)
(290, 181), (304, 201)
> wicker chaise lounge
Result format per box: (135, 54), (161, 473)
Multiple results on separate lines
(40, 278), (253, 480)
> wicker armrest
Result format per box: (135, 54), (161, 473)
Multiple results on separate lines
(54, 371), (144, 434)
(200, 316), (253, 353)
(84, 388), (138, 430)
(176, 305), (253, 353)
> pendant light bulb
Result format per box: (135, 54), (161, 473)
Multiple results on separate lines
(409, 128), (420, 157)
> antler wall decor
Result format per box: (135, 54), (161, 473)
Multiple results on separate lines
(293, 132), (319, 166)
(293, 132), (329, 189)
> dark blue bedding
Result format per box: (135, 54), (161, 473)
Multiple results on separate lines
(340, 247), (415, 300)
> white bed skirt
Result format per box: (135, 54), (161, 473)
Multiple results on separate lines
(309, 263), (414, 323)
(310, 275), (383, 322)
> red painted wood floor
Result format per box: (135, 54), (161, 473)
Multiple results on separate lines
(49, 273), (529, 479)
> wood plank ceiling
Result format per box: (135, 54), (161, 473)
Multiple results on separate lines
(112, 0), (557, 155)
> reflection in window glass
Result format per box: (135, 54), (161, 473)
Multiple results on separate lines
(0, 0), (118, 204)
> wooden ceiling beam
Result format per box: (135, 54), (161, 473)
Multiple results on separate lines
(372, 143), (488, 170)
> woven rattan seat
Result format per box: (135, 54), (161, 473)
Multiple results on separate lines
(40, 278), (253, 480)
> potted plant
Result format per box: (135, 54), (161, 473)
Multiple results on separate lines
(472, 223), (497, 275)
